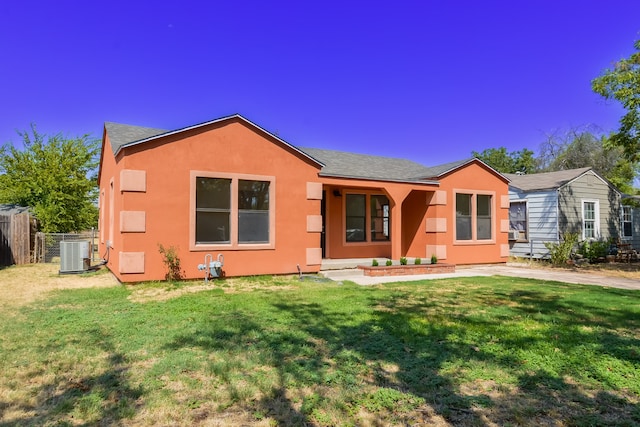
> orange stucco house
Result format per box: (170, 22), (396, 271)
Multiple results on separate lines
(98, 114), (510, 282)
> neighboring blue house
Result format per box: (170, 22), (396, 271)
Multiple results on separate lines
(505, 168), (635, 259)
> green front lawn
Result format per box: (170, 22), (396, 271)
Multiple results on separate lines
(1, 275), (639, 426)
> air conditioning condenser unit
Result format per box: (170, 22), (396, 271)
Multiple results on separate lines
(60, 241), (90, 273)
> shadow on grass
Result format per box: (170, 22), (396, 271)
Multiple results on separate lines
(1, 326), (142, 426)
(165, 281), (640, 425)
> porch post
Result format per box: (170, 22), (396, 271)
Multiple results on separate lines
(385, 188), (412, 261)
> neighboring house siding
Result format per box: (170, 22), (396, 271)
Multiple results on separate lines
(509, 189), (557, 259)
(557, 173), (622, 240)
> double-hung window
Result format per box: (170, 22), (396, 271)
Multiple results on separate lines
(582, 200), (599, 240)
(238, 180), (270, 243)
(346, 194), (366, 242)
(193, 172), (274, 249)
(622, 205), (632, 238)
(509, 201), (527, 241)
(196, 178), (232, 244)
(370, 195), (390, 241)
(455, 192), (493, 242)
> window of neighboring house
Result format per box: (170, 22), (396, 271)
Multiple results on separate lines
(509, 201), (527, 241)
(582, 200), (600, 240)
(194, 173), (273, 248)
(622, 205), (633, 238)
(346, 194), (366, 242)
(455, 192), (494, 242)
(370, 195), (390, 241)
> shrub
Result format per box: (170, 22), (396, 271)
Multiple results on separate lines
(578, 239), (610, 263)
(158, 244), (184, 282)
(414, 257), (422, 265)
(400, 257), (408, 265)
(430, 254), (438, 264)
(544, 233), (579, 265)
(385, 259), (393, 266)
(372, 259), (379, 267)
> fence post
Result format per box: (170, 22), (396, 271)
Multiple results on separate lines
(530, 239), (533, 262)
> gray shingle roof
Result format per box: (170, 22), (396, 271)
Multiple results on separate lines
(104, 122), (168, 154)
(421, 158), (477, 179)
(299, 147), (437, 183)
(103, 116), (497, 185)
(0, 204), (29, 215)
(505, 167), (592, 191)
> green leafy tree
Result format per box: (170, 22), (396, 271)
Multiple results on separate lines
(0, 125), (99, 232)
(592, 39), (640, 162)
(472, 147), (537, 173)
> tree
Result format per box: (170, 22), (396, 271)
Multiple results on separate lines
(0, 125), (99, 232)
(538, 127), (638, 193)
(592, 39), (640, 162)
(471, 147), (537, 174)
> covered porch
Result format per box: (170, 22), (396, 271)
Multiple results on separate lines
(319, 178), (444, 262)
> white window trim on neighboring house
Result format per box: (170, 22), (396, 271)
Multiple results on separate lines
(622, 205), (633, 239)
(581, 199), (600, 240)
(508, 200), (528, 242)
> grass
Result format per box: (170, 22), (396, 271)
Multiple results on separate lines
(0, 267), (639, 426)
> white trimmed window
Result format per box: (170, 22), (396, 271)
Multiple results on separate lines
(622, 205), (633, 238)
(582, 200), (600, 240)
(509, 201), (527, 241)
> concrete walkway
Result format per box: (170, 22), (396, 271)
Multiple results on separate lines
(320, 262), (640, 291)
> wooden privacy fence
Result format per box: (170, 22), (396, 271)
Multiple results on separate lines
(0, 212), (33, 267)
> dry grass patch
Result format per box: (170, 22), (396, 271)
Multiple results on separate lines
(0, 263), (118, 308)
(512, 257), (640, 280)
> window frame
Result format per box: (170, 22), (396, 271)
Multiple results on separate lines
(508, 200), (528, 242)
(343, 191), (391, 245)
(453, 190), (496, 244)
(581, 199), (600, 240)
(622, 205), (633, 239)
(345, 193), (367, 242)
(370, 194), (390, 242)
(190, 171), (275, 251)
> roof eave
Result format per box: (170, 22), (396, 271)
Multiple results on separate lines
(319, 172), (439, 186)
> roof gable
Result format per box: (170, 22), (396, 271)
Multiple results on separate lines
(420, 157), (508, 182)
(506, 167), (596, 192)
(102, 114), (324, 168)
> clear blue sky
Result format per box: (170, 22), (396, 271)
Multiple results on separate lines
(1, 1), (639, 166)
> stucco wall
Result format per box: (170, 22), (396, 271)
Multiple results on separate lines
(436, 162), (510, 265)
(99, 119), (323, 282)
